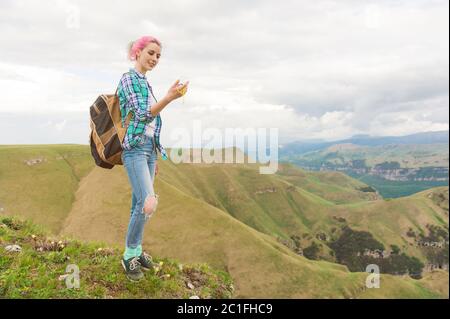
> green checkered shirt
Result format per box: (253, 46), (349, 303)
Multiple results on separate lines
(117, 68), (167, 160)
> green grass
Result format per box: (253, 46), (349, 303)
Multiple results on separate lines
(0, 145), (448, 298)
(276, 163), (380, 204)
(0, 216), (233, 299)
(0, 144), (93, 233)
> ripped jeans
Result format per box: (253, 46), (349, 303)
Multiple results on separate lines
(122, 133), (159, 250)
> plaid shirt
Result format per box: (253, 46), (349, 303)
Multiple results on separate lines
(117, 68), (167, 160)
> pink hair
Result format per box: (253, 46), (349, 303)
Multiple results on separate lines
(128, 36), (162, 61)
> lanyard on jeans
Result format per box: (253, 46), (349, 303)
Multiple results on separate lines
(147, 83), (168, 160)
(148, 84), (158, 154)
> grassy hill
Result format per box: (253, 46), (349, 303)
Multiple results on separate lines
(279, 141), (449, 198)
(0, 144), (93, 233)
(0, 216), (233, 298)
(149, 158), (447, 268)
(0, 144), (448, 298)
(325, 187), (448, 261)
(275, 163), (380, 204)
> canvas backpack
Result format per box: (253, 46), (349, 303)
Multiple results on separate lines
(89, 88), (132, 169)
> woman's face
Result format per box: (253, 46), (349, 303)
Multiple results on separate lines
(136, 42), (161, 72)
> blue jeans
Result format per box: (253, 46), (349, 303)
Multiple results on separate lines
(121, 134), (159, 250)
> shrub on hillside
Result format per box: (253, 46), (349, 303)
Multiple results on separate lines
(303, 242), (320, 260)
(329, 226), (424, 278)
(390, 244), (400, 255)
(423, 243), (449, 270)
(358, 186), (377, 193)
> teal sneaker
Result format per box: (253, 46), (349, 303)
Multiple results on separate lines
(121, 256), (144, 281)
(138, 252), (156, 271)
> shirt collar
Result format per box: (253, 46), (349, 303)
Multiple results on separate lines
(130, 67), (147, 79)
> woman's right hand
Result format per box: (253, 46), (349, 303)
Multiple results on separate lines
(166, 80), (189, 102)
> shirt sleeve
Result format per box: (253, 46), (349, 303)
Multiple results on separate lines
(117, 73), (154, 123)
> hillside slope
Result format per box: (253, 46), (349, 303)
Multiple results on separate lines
(0, 145), (448, 298)
(0, 144), (93, 233)
(0, 216), (233, 298)
(60, 165), (447, 298)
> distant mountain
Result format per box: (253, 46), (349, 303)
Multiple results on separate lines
(281, 131), (449, 156)
(279, 131), (449, 198)
(342, 130), (449, 147)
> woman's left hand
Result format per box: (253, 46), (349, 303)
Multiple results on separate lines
(155, 161), (159, 176)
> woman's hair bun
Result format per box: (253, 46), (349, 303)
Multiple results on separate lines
(127, 36), (162, 61)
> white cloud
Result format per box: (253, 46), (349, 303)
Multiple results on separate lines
(0, 0), (448, 145)
(54, 119), (67, 131)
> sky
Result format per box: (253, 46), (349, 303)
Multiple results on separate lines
(0, 0), (448, 147)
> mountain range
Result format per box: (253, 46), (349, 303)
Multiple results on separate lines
(279, 131), (449, 198)
(280, 130), (449, 156)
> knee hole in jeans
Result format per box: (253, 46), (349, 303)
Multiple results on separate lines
(143, 194), (159, 217)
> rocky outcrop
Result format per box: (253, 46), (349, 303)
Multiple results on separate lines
(306, 164), (448, 182)
(254, 187), (276, 195)
(416, 240), (449, 248)
(315, 232), (328, 241)
(23, 157), (46, 166)
(277, 237), (303, 256)
(424, 263), (449, 272)
(368, 167), (449, 182)
(357, 249), (391, 259)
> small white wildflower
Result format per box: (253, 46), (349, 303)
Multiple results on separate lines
(187, 282), (195, 290)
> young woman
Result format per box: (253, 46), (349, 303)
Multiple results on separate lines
(117, 36), (189, 281)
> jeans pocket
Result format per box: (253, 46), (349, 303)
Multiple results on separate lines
(122, 148), (141, 164)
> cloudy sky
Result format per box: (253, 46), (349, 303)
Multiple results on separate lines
(0, 0), (448, 147)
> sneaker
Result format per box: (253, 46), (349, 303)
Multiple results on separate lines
(138, 252), (155, 271)
(121, 256), (144, 281)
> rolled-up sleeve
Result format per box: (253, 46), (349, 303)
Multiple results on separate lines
(118, 73), (154, 123)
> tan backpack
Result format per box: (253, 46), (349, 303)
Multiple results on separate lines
(89, 89), (132, 169)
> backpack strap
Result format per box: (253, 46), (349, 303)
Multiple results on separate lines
(116, 72), (131, 129)
(115, 72), (128, 96)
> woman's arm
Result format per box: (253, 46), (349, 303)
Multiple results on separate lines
(119, 75), (189, 119)
(118, 73), (154, 122)
(149, 95), (172, 117)
(150, 80), (189, 116)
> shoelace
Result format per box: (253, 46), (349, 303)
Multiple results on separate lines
(142, 252), (153, 263)
(129, 257), (140, 271)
